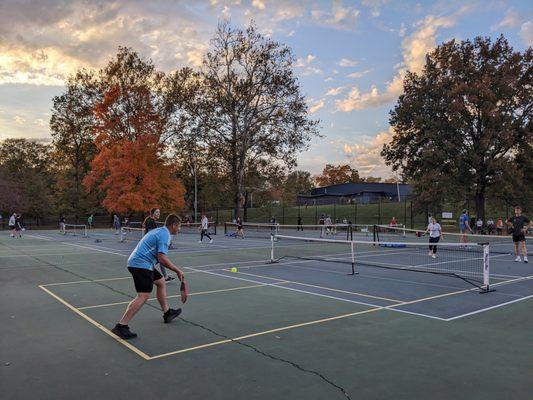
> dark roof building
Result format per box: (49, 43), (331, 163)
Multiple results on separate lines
(297, 182), (412, 205)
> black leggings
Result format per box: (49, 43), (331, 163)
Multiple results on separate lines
(201, 229), (212, 241)
(429, 236), (440, 253)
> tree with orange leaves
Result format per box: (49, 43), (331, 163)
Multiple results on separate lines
(83, 48), (185, 214)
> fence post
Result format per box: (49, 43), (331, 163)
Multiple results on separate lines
(378, 198), (382, 225)
(403, 197), (407, 228)
(410, 200), (413, 229)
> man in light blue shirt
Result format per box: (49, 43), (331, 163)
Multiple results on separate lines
(112, 214), (185, 340)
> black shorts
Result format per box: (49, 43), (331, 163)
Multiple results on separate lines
(128, 267), (163, 293)
(512, 234), (525, 243)
(9, 225), (15, 230)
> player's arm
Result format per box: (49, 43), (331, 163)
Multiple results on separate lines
(157, 253), (184, 281)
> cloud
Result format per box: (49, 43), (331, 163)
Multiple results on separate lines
(340, 126), (395, 176)
(360, 0), (389, 18)
(309, 99), (325, 114)
(519, 21), (533, 47)
(295, 54), (323, 75)
(311, 0), (360, 30)
(0, 0), (211, 85)
(335, 6), (470, 111)
(325, 87), (343, 96)
(14, 115), (26, 124)
(491, 9), (524, 31)
(252, 0), (266, 10)
(338, 58), (359, 67)
(346, 69), (370, 79)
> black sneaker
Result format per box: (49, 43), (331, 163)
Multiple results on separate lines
(165, 276), (175, 282)
(163, 308), (182, 323)
(111, 323), (137, 339)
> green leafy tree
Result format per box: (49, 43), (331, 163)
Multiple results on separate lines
(50, 70), (98, 216)
(0, 139), (55, 219)
(282, 170), (314, 203)
(382, 35), (532, 219)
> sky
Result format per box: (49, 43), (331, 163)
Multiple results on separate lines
(0, 0), (531, 178)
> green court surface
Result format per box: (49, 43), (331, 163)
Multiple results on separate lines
(1, 230), (532, 400)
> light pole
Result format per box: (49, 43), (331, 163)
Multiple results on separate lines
(193, 156), (198, 223)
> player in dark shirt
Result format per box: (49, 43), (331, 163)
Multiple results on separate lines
(507, 206), (530, 263)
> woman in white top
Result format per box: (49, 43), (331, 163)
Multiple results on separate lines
(9, 213), (17, 237)
(425, 217), (443, 258)
(198, 214), (213, 243)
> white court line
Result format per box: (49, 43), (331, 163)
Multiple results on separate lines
(445, 295), (533, 321)
(0, 252), (96, 258)
(25, 234), (54, 241)
(60, 242), (127, 257)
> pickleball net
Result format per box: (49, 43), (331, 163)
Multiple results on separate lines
(120, 227), (145, 242)
(224, 222), (369, 240)
(125, 221), (217, 235)
(270, 234), (491, 292)
(63, 224), (88, 237)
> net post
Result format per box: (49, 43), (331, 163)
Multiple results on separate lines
(480, 243), (493, 293)
(83, 225), (88, 237)
(350, 241), (358, 275)
(270, 234), (275, 263)
(224, 222), (228, 236)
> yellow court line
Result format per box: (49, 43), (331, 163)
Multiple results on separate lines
(228, 269), (402, 303)
(77, 283), (279, 310)
(39, 285), (151, 360)
(148, 307), (381, 360)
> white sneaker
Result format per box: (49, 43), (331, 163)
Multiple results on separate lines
(428, 251), (433, 256)
(432, 254), (436, 259)
(514, 256), (521, 262)
(198, 240), (202, 243)
(209, 239), (213, 244)
(524, 257), (529, 263)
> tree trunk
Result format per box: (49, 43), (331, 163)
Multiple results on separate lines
(243, 191), (249, 222)
(474, 189), (485, 221)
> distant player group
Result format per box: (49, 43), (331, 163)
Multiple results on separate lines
(422, 206), (529, 263)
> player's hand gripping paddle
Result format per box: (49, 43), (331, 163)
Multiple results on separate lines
(180, 279), (189, 303)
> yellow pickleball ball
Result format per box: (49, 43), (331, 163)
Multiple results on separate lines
(230, 267), (238, 273)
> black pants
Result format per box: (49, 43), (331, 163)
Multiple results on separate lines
(201, 229), (212, 241)
(429, 236), (440, 253)
(297, 224), (303, 231)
